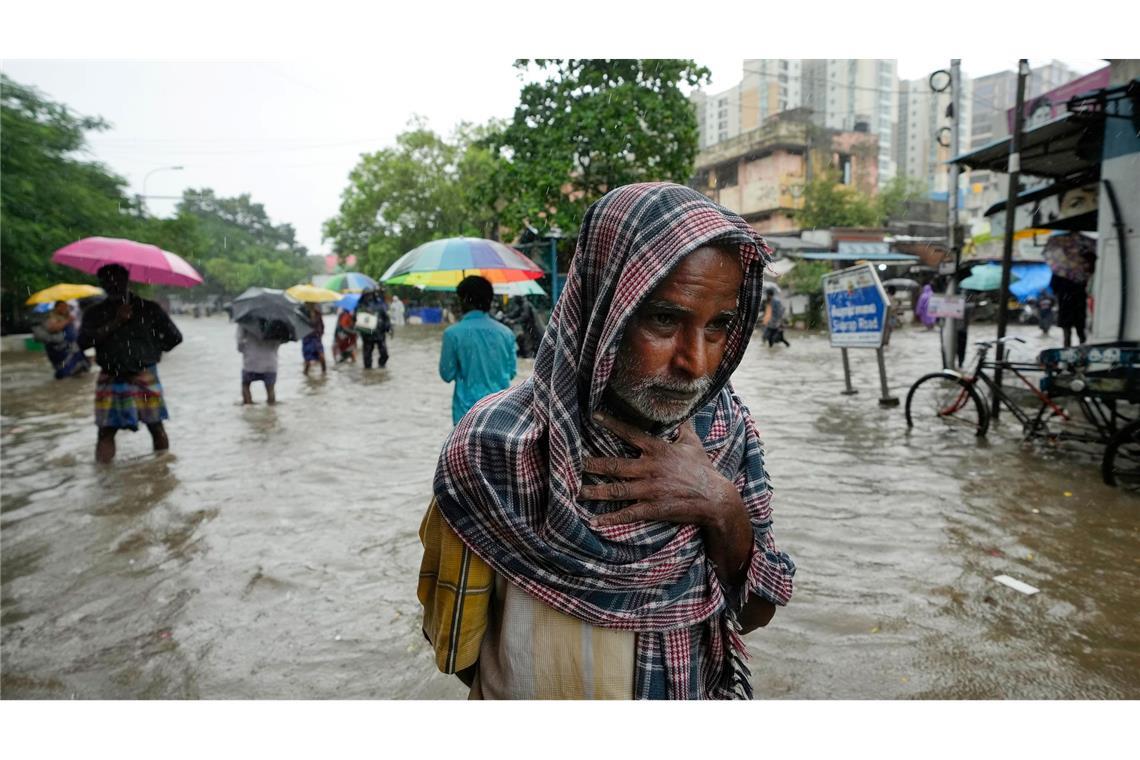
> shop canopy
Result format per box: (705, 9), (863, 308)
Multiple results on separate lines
(949, 111), (1104, 179)
(951, 109), (1108, 234)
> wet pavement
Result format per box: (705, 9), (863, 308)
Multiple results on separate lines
(2, 315), (1137, 699)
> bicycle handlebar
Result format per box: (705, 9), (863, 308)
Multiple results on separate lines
(973, 336), (1026, 348)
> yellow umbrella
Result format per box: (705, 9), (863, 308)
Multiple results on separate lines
(25, 283), (105, 305)
(286, 284), (341, 303)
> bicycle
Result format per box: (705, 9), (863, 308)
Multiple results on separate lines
(906, 337), (1140, 486)
(904, 337), (1066, 438)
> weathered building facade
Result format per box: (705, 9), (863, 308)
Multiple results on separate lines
(690, 110), (879, 234)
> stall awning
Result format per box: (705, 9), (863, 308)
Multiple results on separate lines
(792, 251), (919, 262)
(949, 111), (1105, 179)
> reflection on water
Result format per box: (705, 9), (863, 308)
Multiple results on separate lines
(1, 316), (1137, 699)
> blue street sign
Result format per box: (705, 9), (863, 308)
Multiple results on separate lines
(822, 264), (890, 348)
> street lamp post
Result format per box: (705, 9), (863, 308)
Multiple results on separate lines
(142, 165), (184, 213)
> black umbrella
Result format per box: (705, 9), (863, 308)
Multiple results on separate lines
(230, 287), (313, 342)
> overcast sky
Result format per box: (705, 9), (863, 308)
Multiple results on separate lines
(2, 55), (1108, 256)
(0, 0), (1112, 258)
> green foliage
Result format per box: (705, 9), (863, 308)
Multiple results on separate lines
(486, 59), (711, 242)
(875, 175), (928, 223)
(174, 188), (311, 295)
(322, 119), (500, 279)
(797, 172), (928, 229)
(323, 60), (710, 279)
(1, 74), (313, 329)
(782, 260), (833, 296)
(1, 74), (143, 326)
(797, 171), (881, 229)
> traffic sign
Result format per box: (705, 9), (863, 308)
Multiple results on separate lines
(929, 294), (965, 319)
(822, 264), (890, 349)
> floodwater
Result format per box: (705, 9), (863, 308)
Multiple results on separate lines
(2, 315), (1137, 699)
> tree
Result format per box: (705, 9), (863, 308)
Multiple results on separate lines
(782, 260), (833, 296)
(322, 118), (499, 278)
(797, 172), (928, 229)
(796, 171), (881, 229)
(875, 175), (928, 224)
(174, 188), (312, 296)
(0, 74), (312, 327)
(179, 188), (307, 258)
(487, 59), (711, 241)
(1, 75), (142, 328)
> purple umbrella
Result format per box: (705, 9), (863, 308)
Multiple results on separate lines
(1042, 232), (1096, 283)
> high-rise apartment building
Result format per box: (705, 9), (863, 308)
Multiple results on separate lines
(801, 59), (899, 183)
(739, 59), (803, 131)
(965, 60), (1083, 219)
(692, 59), (896, 183)
(692, 85), (743, 149)
(692, 59), (802, 149)
(896, 75), (973, 195)
(690, 59), (1078, 200)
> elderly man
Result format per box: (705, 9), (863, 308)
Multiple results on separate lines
(418, 183), (795, 699)
(78, 263), (182, 463)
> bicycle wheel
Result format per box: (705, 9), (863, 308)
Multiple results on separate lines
(1102, 419), (1140, 488)
(905, 373), (989, 436)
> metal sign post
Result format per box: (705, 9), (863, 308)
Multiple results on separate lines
(822, 264), (898, 406)
(875, 347), (898, 407)
(840, 348), (858, 395)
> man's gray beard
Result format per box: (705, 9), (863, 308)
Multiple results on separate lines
(607, 355), (712, 426)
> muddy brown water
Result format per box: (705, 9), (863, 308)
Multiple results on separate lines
(2, 316), (1137, 698)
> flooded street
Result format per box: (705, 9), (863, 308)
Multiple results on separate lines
(2, 316), (1137, 699)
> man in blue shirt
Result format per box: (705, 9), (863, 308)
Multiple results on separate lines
(439, 276), (518, 425)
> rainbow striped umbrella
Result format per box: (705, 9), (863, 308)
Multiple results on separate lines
(412, 279), (547, 297)
(324, 272), (378, 293)
(381, 237), (544, 289)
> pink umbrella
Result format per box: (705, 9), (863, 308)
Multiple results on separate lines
(51, 236), (203, 288)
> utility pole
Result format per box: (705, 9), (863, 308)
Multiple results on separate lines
(934, 65), (962, 371)
(992, 59), (1030, 422)
(940, 61), (961, 369)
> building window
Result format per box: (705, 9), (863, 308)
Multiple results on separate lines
(780, 60), (788, 71)
(715, 164), (738, 189)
